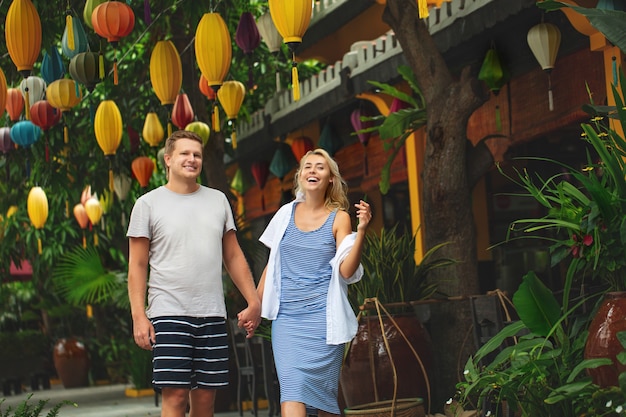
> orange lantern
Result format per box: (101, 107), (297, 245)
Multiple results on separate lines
(46, 79), (83, 143)
(132, 156), (155, 188)
(0, 68), (7, 120)
(91, 1), (135, 85)
(142, 112), (165, 147)
(199, 74), (219, 131)
(5, 0), (42, 76)
(73, 203), (89, 248)
(94, 100), (123, 191)
(171, 93), (194, 131)
(6, 88), (24, 122)
(195, 13), (231, 132)
(217, 81), (245, 150)
(27, 186), (48, 254)
(268, 0), (312, 101)
(291, 136), (314, 162)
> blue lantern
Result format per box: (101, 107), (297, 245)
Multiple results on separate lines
(62, 16), (89, 59)
(41, 47), (66, 85)
(10, 121), (42, 148)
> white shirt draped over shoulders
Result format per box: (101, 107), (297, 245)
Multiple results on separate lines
(259, 197), (363, 345)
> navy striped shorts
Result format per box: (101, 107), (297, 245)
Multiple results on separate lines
(151, 316), (229, 391)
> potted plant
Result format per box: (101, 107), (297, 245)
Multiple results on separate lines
(341, 224), (455, 414)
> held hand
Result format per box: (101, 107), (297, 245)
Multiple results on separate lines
(237, 305), (262, 338)
(355, 199), (372, 231)
(133, 314), (155, 351)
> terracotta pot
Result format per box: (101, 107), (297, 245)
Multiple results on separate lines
(340, 313), (433, 410)
(584, 291), (626, 387)
(53, 338), (90, 388)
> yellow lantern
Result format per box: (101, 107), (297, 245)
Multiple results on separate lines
(27, 186), (48, 254)
(150, 40), (182, 106)
(142, 112), (165, 147)
(195, 13), (231, 133)
(84, 196), (103, 246)
(268, 0), (312, 101)
(5, 0), (42, 76)
(46, 79), (83, 143)
(217, 81), (245, 150)
(94, 100), (123, 191)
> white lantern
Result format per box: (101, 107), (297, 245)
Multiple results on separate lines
(527, 22), (561, 111)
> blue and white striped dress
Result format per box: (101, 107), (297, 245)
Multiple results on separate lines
(272, 207), (342, 414)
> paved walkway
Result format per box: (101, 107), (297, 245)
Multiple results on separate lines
(0, 383), (255, 417)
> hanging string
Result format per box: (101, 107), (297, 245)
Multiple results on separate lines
(24, 88), (31, 120)
(612, 56), (618, 86)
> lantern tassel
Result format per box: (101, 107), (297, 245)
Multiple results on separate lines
(86, 304), (93, 319)
(276, 71), (281, 92)
(213, 103), (220, 132)
(94, 233), (99, 246)
(292, 61), (300, 102)
(232, 127), (237, 150)
(37, 238), (42, 254)
(418, 0), (429, 19)
(548, 75), (554, 111)
(612, 56), (617, 86)
(66, 13), (75, 51)
(82, 232), (86, 249)
(109, 168), (114, 192)
(168, 121), (173, 138)
(65, 200), (69, 218)
(113, 58), (119, 85)
(99, 52), (105, 79)
(64, 124), (69, 144)
(24, 90), (31, 120)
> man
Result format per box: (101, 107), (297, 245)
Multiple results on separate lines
(127, 130), (261, 417)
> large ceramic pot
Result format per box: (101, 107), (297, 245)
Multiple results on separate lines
(340, 313), (433, 410)
(53, 337), (90, 388)
(584, 291), (626, 387)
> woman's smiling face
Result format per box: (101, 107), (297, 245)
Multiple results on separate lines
(299, 153), (332, 192)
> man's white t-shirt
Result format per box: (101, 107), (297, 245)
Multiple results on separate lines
(127, 185), (235, 318)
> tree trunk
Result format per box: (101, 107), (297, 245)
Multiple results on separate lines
(383, 0), (492, 409)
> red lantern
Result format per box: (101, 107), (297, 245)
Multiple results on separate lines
(171, 93), (194, 130)
(6, 88), (24, 122)
(290, 136), (314, 162)
(91, 1), (135, 85)
(127, 125), (141, 154)
(30, 100), (61, 161)
(131, 156), (155, 188)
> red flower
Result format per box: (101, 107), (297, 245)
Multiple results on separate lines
(582, 234), (593, 246)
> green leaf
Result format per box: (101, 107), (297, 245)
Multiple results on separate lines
(512, 271), (561, 336)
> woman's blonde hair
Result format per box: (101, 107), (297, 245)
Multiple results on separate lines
(293, 148), (349, 211)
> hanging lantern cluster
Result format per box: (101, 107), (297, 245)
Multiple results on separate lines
(195, 12), (232, 132)
(527, 22), (561, 111)
(149, 40), (183, 136)
(91, 1), (136, 85)
(269, 0), (313, 101)
(217, 81), (246, 150)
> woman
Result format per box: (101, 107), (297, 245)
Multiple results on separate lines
(257, 148), (372, 417)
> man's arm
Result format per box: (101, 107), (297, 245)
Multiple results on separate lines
(128, 236), (154, 350)
(222, 230), (261, 337)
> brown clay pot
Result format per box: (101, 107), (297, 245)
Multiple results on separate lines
(340, 313), (433, 410)
(53, 337), (90, 388)
(584, 291), (626, 387)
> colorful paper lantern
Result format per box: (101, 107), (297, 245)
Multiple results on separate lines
(142, 112), (165, 147)
(149, 40), (182, 106)
(290, 136), (314, 162)
(171, 93), (194, 130)
(132, 156), (155, 188)
(83, 0), (106, 29)
(30, 100), (61, 161)
(251, 160), (270, 210)
(46, 79), (83, 143)
(10, 120), (41, 148)
(91, 1), (136, 85)
(318, 123), (342, 156)
(27, 186), (48, 254)
(527, 22), (561, 111)
(0, 128), (12, 153)
(20, 76), (46, 119)
(73, 203), (89, 247)
(199, 75), (216, 100)
(113, 173), (132, 201)
(478, 47), (509, 94)
(217, 81), (246, 149)
(84, 196), (103, 246)
(268, 0), (313, 101)
(40, 47), (66, 85)
(6, 88), (24, 122)
(69, 52), (102, 92)
(94, 100), (123, 190)
(256, 12), (283, 92)
(5, 0), (42, 76)
(61, 15), (89, 59)
(185, 121), (210, 145)
(236, 12), (261, 89)
(269, 142), (297, 180)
